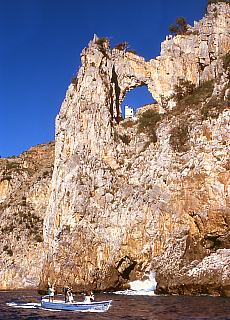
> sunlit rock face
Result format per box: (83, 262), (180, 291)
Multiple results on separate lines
(148, 3), (230, 101)
(0, 143), (54, 289)
(40, 3), (230, 295)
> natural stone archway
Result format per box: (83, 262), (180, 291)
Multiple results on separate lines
(121, 84), (156, 117)
(40, 3), (230, 295)
(111, 50), (158, 110)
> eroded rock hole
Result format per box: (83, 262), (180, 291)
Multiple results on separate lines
(116, 256), (137, 280)
(121, 85), (157, 119)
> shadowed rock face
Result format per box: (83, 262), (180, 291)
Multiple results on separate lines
(40, 3), (230, 296)
(0, 142), (54, 289)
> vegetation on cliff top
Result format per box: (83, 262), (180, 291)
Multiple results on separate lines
(114, 42), (137, 54)
(95, 37), (110, 58)
(114, 42), (128, 51)
(169, 17), (188, 36)
(162, 51), (229, 153)
(172, 79), (215, 115)
(208, 0), (230, 4)
(171, 51), (229, 121)
(168, 52), (229, 152)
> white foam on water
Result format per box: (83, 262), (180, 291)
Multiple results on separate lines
(114, 271), (157, 296)
(114, 289), (155, 296)
(6, 302), (40, 309)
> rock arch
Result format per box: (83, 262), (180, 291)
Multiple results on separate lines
(120, 84), (156, 117)
(41, 4), (230, 292)
(106, 50), (160, 124)
(112, 51), (159, 109)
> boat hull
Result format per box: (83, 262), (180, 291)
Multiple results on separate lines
(41, 297), (112, 312)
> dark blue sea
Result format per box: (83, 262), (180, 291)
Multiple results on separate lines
(0, 290), (230, 320)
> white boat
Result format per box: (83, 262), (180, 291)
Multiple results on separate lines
(41, 295), (112, 312)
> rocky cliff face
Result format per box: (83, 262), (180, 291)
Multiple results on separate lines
(40, 3), (230, 296)
(0, 3), (229, 295)
(0, 142), (54, 289)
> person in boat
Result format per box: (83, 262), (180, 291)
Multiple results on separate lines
(63, 286), (69, 303)
(67, 287), (74, 303)
(83, 291), (94, 303)
(63, 286), (74, 303)
(48, 284), (55, 302)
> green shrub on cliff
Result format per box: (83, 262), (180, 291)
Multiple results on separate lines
(34, 234), (43, 242)
(207, 0), (230, 4)
(200, 58), (229, 119)
(172, 75), (227, 121)
(114, 42), (128, 51)
(5, 161), (20, 170)
(95, 37), (110, 58)
(169, 122), (190, 152)
(95, 37), (109, 47)
(185, 80), (214, 105)
(114, 131), (131, 145)
(138, 109), (161, 142)
(121, 119), (136, 129)
(173, 79), (196, 102)
(201, 91), (228, 119)
(71, 76), (78, 86)
(169, 17), (188, 35)
(113, 42), (137, 55)
(120, 134), (131, 145)
(171, 79), (214, 116)
(127, 49), (137, 55)
(222, 52), (230, 75)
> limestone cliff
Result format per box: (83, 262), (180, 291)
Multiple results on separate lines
(0, 142), (54, 289)
(40, 3), (230, 296)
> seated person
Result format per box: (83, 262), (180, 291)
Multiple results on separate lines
(83, 291), (94, 303)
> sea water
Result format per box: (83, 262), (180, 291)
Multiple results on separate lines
(1, 273), (230, 320)
(1, 290), (230, 320)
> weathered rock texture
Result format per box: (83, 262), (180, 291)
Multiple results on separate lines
(40, 3), (230, 296)
(0, 142), (54, 288)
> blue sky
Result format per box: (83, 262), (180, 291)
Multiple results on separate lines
(0, 0), (207, 157)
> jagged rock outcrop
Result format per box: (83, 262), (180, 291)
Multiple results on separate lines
(40, 3), (230, 296)
(0, 142), (54, 289)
